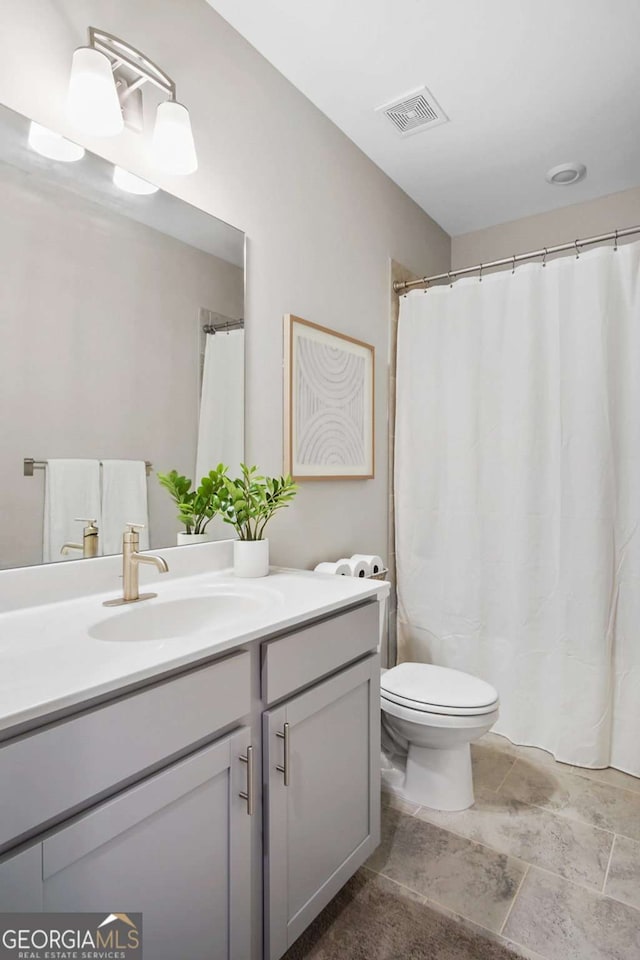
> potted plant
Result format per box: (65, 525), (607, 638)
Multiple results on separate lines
(157, 465), (227, 545)
(214, 464), (297, 577)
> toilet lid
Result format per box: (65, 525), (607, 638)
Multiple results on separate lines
(381, 663), (498, 716)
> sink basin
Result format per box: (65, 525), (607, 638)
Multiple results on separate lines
(89, 594), (265, 643)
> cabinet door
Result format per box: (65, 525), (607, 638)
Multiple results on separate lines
(0, 845), (42, 910)
(264, 654), (380, 960)
(42, 729), (254, 960)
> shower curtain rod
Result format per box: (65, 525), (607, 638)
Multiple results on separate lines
(393, 224), (640, 293)
(202, 318), (244, 334)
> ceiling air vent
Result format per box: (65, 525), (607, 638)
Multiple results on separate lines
(377, 86), (448, 137)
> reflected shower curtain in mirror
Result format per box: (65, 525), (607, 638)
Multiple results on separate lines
(195, 328), (244, 483)
(395, 242), (640, 775)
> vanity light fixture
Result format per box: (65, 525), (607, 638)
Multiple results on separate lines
(151, 101), (198, 176)
(113, 165), (159, 195)
(67, 27), (197, 175)
(28, 122), (86, 162)
(67, 45), (124, 137)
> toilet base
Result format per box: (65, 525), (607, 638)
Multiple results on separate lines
(380, 749), (406, 792)
(403, 742), (474, 811)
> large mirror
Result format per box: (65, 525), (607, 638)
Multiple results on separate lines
(0, 104), (245, 570)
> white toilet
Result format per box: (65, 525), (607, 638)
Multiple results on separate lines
(380, 662), (499, 811)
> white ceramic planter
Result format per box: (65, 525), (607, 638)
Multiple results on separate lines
(233, 538), (269, 578)
(177, 532), (212, 546)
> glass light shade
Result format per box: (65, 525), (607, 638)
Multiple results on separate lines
(28, 122), (85, 162)
(151, 100), (198, 175)
(113, 165), (159, 195)
(67, 46), (124, 137)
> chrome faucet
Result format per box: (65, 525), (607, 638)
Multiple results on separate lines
(61, 518), (100, 559)
(103, 523), (168, 607)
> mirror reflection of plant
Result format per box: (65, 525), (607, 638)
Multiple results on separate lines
(157, 464), (227, 535)
(215, 464), (297, 541)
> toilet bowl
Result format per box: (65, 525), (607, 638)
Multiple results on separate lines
(380, 662), (499, 811)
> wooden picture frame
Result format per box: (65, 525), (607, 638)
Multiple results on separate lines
(284, 315), (375, 480)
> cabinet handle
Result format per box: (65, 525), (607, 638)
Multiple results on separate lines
(276, 722), (290, 786)
(239, 745), (254, 816)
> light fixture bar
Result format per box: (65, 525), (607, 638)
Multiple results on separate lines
(88, 27), (176, 100)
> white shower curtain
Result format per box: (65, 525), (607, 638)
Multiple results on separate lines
(395, 242), (640, 775)
(195, 328), (245, 483)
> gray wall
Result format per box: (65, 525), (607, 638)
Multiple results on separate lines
(0, 0), (450, 571)
(452, 185), (640, 268)
(0, 161), (243, 568)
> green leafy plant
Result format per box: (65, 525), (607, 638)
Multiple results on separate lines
(157, 464), (227, 535)
(215, 464), (297, 541)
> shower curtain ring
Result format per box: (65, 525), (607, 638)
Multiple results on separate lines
(448, 272), (453, 288)
(542, 247), (548, 268)
(512, 255), (516, 274)
(479, 263), (483, 282)
(574, 239), (581, 259)
(614, 229), (619, 252)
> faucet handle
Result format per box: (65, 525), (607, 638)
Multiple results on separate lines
(123, 522), (145, 545)
(75, 517), (98, 526)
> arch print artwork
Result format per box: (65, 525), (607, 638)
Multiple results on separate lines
(284, 315), (374, 479)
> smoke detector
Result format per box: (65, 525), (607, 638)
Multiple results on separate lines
(376, 86), (448, 137)
(546, 162), (587, 186)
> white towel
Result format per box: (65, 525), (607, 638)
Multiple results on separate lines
(101, 460), (149, 556)
(43, 459), (101, 563)
(195, 329), (244, 483)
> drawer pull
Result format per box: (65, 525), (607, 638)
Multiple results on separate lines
(239, 745), (254, 816)
(276, 723), (290, 786)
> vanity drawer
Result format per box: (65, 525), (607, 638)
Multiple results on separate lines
(0, 651), (250, 850)
(262, 600), (378, 704)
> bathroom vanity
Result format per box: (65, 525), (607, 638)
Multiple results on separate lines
(0, 545), (387, 960)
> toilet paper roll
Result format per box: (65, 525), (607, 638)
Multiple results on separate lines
(350, 554), (384, 576)
(313, 561), (352, 576)
(336, 557), (368, 578)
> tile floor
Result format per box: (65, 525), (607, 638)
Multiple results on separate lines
(368, 734), (640, 960)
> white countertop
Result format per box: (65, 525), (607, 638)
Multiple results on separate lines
(0, 550), (388, 736)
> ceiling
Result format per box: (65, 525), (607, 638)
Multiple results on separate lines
(205, 0), (640, 236)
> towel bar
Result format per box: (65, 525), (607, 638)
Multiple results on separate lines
(24, 458), (153, 477)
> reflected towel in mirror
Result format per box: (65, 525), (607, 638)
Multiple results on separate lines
(101, 460), (149, 555)
(43, 460), (101, 563)
(195, 329), (245, 483)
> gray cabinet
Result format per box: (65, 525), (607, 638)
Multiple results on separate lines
(0, 652), (251, 851)
(0, 597), (383, 960)
(0, 729), (253, 960)
(0, 846), (42, 911)
(263, 654), (380, 960)
(43, 728), (252, 960)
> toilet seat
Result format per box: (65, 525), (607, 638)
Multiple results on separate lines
(381, 662), (498, 718)
(381, 694), (500, 730)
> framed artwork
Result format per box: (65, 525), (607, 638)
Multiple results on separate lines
(284, 314), (375, 479)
